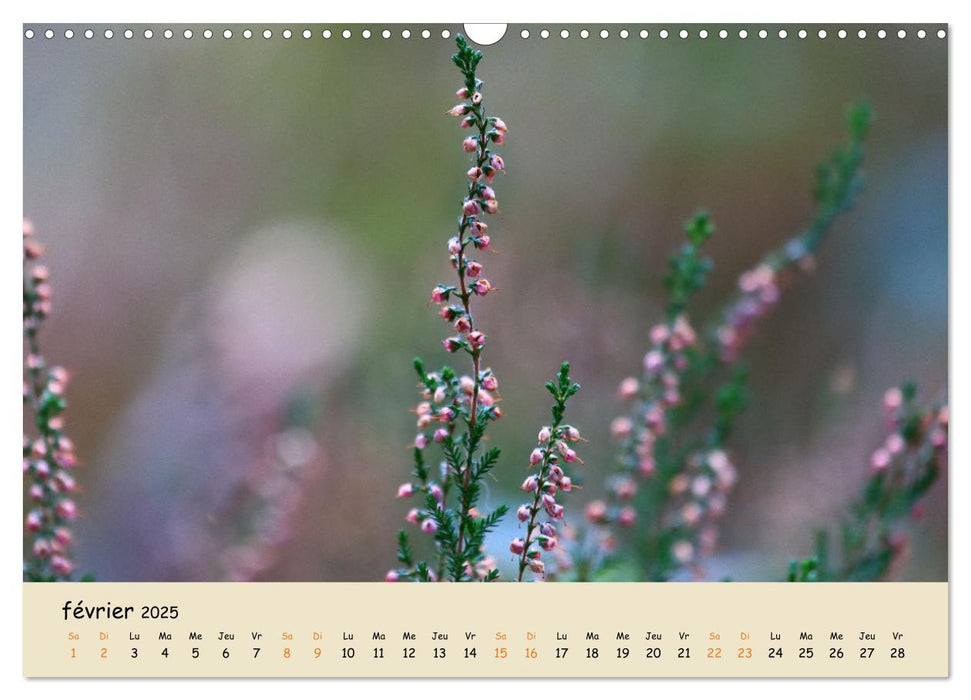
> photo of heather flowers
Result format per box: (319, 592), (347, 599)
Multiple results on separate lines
(24, 25), (947, 583)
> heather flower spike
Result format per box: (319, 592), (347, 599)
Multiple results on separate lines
(788, 383), (947, 582)
(567, 103), (874, 582)
(715, 102), (873, 363)
(23, 220), (81, 581)
(515, 363), (582, 581)
(390, 34), (510, 582)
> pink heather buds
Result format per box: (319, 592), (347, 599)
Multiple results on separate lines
(385, 569), (401, 582)
(471, 91), (482, 105)
(672, 540), (695, 564)
(871, 448), (892, 471)
(465, 260), (482, 277)
(462, 136), (478, 152)
(463, 199), (481, 216)
(510, 538), (525, 555)
(35, 459), (51, 478)
(491, 117), (507, 133)
(50, 555), (73, 576)
(454, 316), (471, 333)
(618, 377), (640, 400)
(448, 237), (462, 254)
(447, 104), (470, 116)
(471, 279), (492, 296)
(456, 87), (470, 99)
(481, 374), (498, 392)
(538, 426), (552, 443)
(650, 323), (669, 345)
(431, 286), (449, 303)
(421, 518), (439, 534)
(517, 505), (530, 522)
(645, 406), (666, 432)
(406, 508), (421, 524)
(489, 154), (505, 172)
(433, 428), (448, 443)
(691, 476), (711, 499)
(481, 199), (498, 214)
(396, 483), (415, 498)
(461, 115), (476, 129)
(643, 350), (664, 375)
(54, 471), (75, 493)
(24, 239), (44, 259)
(467, 166), (483, 181)
(528, 558), (545, 575)
(886, 433), (905, 455)
(543, 494), (563, 519)
(529, 448), (544, 465)
(24, 223), (80, 581)
(468, 330), (485, 349)
(682, 502), (704, 525)
(414, 434), (429, 450)
(55, 499), (77, 520)
(443, 338), (462, 353)
(618, 507), (637, 528)
(521, 476), (539, 492)
(669, 474), (690, 495)
(610, 416), (634, 439)
(585, 500), (608, 524)
(884, 387), (903, 413)
(430, 483), (445, 504)
(638, 457), (656, 476)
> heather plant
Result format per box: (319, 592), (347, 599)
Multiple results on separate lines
(567, 103), (886, 582)
(787, 384), (948, 582)
(511, 363), (583, 581)
(219, 399), (321, 581)
(389, 35), (580, 582)
(385, 40), (944, 585)
(23, 220), (80, 581)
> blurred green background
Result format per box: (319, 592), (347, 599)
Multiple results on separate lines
(23, 24), (947, 581)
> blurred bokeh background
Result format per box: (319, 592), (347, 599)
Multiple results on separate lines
(23, 24), (947, 581)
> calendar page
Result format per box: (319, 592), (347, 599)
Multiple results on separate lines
(19, 16), (950, 684)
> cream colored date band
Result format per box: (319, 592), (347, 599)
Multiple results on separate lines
(24, 582), (947, 677)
